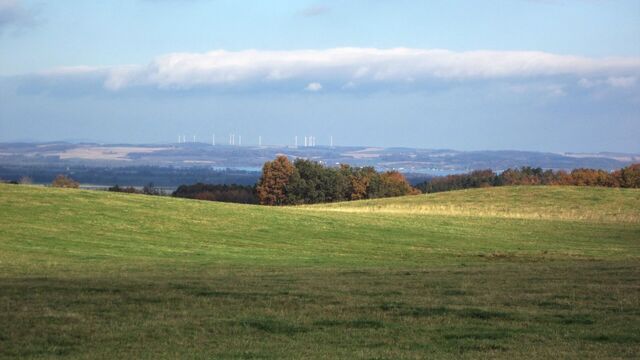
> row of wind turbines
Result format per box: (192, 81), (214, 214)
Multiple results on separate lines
(177, 134), (334, 148)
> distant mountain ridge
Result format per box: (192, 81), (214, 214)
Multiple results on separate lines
(0, 142), (637, 175)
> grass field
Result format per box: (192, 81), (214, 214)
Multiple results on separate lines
(0, 184), (639, 358)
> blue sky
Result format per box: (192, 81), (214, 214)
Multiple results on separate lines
(0, 0), (639, 152)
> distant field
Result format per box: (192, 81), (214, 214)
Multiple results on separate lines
(0, 184), (639, 358)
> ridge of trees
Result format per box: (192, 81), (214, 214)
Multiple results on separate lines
(416, 163), (640, 193)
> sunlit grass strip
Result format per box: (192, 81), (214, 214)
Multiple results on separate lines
(301, 204), (640, 223)
(305, 186), (640, 224)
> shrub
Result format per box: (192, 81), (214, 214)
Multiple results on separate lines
(52, 174), (79, 188)
(173, 183), (257, 204)
(108, 185), (139, 193)
(613, 163), (640, 188)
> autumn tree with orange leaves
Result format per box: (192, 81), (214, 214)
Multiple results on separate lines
(377, 171), (420, 197)
(256, 155), (297, 205)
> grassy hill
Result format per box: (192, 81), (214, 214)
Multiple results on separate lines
(0, 184), (639, 358)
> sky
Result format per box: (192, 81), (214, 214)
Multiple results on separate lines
(0, 0), (639, 153)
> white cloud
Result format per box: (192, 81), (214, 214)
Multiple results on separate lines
(305, 82), (322, 91)
(606, 76), (636, 88)
(578, 78), (596, 88)
(25, 48), (640, 93)
(577, 76), (637, 90)
(508, 82), (566, 97)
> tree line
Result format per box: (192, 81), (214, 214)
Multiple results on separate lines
(256, 156), (419, 205)
(416, 163), (640, 193)
(115, 156), (419, 205)
(4, 160), (637, 203)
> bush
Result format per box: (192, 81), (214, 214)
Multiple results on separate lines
(142, 182), (163, 195)
(613, 163), (640, 188)
(108, 185), (139, 194)
(173, 183), (257, 204)
(52, 175), (79, 188)
(107, 183), (164, 195)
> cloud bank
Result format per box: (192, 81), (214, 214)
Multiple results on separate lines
(25, 48), (640, 93)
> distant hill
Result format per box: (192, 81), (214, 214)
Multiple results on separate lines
(1, 142), (637, 175)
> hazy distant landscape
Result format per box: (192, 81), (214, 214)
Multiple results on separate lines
(1, 142), (638, 188)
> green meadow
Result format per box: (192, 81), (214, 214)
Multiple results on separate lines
(0, 184), (639, 358)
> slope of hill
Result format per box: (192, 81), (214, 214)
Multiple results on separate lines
(308, 186), (640, 223)
(1, 185), (638, 267)
(0, 184), (639, 358)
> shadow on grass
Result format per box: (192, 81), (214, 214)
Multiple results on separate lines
(380, 303), (512, 320)
(240, 318), (308, 335)
(313, 319), (384, 329)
